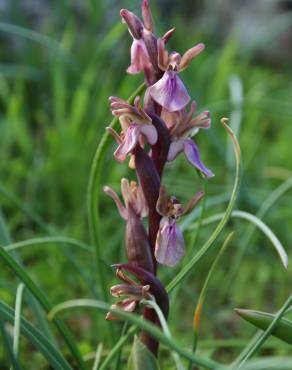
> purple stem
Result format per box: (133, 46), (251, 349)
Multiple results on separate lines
(134, 113), (170, 356)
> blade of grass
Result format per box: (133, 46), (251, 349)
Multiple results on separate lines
(0, 301), (73, 370)
(225, 176), (292, 290)
(166, 118), (241, 293)
(238, 356), (292, 370)
(114, 322), (129, 370)
(12, 283), (25, 360)
(0, 313), (22, 370)
(100, 326), (138, 370)
(235, 309), (292, 345)
(142, 299), (185, 370)
(0, 247), (86, 370)
(3, 236), (91, 252)
(188, 210), (288, 269)
(48, 299), (224, 370)
(0, 204), (55, 343)
(0, 207), (12, 243)
(92, 343), (103, 370)
(232, 295), (292, 369)
(189, 231), (234, 370)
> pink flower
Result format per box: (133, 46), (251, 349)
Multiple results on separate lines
(154, 187), (204, 267)
(148, 39), (205, 112)
(127, 38), (152, 74)
(155, 217), (185, 267)
(103, 178), (148, 220)
(149, 70), (190, 112)
(113, 123), (157, 163)
(165, 102), (214, 178)
(108, 96), (158, 163)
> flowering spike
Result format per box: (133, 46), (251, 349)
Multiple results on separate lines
(105, 0), (215, 357)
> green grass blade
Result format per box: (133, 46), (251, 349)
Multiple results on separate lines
(48, 299), (224, 370)
(86, 82), (146, 302)
(142, 299), (185, 370)
(233, 295), (292, 369)
(235, 308), (292, 345)
(189, 210), (288, 269)
(0, 301), (72, 370)
(3, 236), (91, 253)
(0, 313), (22, 370)
(238, 357), (292, 370)
(92, 344), (103, 370)
(100, 326), (138, 370)
(225, 176), (292, 290)
(12, 283), (25, 359)
(0, 247), (86, 370)
(0, 207), (12, 244)
(190, 231), (234, 366)
(166, 118), (241, 292)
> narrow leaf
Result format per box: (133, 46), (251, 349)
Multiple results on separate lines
(235, 308), (292, 345)
(0, 300), (72, 370)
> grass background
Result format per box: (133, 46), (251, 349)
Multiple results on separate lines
(0, 0), (291, 368)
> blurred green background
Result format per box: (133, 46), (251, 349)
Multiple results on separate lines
(0, 0), (291, 368)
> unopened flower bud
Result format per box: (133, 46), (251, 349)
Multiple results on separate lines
(120, 9), (144, 39)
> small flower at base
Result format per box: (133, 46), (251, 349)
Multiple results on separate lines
(154, 187), (204, 266)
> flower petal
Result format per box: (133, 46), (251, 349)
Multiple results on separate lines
(103, 186), (128, 220)
(183, 138), (214, 178)
(149, 70), (190, 112)
(179, 43), (205, 71)
(106, 298), (137, 320)
(127, 39), (151, 74)
(139, 123), (158, 145)
(114, 124), (140, 162)
(167, 139), (184, 161)
(155, 217), (185, 267)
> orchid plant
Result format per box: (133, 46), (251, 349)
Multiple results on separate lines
(103, 0), (214, 357)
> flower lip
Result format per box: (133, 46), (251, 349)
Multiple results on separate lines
(155, 216), (185, 267)
(148, 70), (190, 112)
